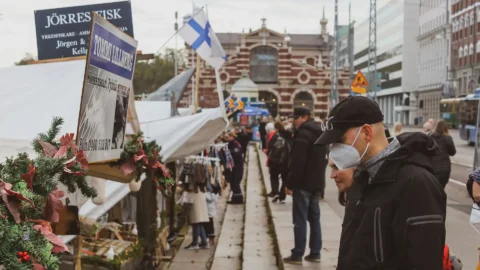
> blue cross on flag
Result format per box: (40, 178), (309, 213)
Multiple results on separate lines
(179, 8), (227, 70)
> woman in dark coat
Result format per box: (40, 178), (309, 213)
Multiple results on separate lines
(266, 122), (292, 203)
(430, 119), (457, 188)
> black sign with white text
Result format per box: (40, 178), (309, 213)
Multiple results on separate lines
(34, 1), (134, 60)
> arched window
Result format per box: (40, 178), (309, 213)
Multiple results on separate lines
(259, 91), (278, 117)
(293, 91), (314, 111)
(249, 46), (278, 83)
(470, 43), (475, 55)
(459, 47), (463, 57)
(477, 8), (480, 23)
(460, 16), (464, 28)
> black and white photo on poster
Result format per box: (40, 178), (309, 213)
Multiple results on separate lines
(112, 85), (130, 150)
(77, 14), (137, 163)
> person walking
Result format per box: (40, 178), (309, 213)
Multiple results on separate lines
(283, 107), (327, 265)
(315, 96), (446, 269)
(430, 120), (457, 188)
(267, 122), (292, 203)
(394, 121), (403, 136)
(259, 117), (268, 150)
(225, 132), (244, 204)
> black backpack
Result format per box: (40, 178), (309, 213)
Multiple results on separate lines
(269, 136), (290, 167)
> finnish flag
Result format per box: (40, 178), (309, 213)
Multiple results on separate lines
(178, 8), (227, 70)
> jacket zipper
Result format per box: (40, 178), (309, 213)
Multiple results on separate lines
(406, 215), (443, 226)
(374, 207), (384, 263)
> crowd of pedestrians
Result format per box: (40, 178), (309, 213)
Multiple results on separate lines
(258, 96), (465, 269)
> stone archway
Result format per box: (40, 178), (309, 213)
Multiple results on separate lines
(259, 90), (279, 117)
(293, 91), (314, 112)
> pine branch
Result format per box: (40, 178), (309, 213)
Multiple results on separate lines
(32, 117), (63, 154)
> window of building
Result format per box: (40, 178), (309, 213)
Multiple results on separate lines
(460, 47), (463, 57)
(465, 45), (470, 56)
(249, 46), (278, 83)
(471, 11), (475, 25)
(293, 91), (314, 111)
(477, 8), (480, 22)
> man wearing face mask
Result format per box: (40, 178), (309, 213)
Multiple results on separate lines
(283, 107), (328, 265)
(315, 96), (446, 270)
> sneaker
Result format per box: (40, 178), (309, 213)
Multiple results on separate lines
(184, 243), (199, 250)
(283, 256), (302, 265)
(199, 242), (210, 249)
(267, 192), (277, 197)
(272, 196), (280, 203)
(304, 254), (321, 262)
(279, 199), (286, 204)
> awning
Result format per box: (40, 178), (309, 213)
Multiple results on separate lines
(144, 68), (195, 105)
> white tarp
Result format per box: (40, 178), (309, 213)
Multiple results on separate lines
(0, 61), (227, 243)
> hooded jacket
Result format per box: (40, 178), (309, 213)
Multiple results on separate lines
(338, 132), (446, 270)
(286, 120), (328, 192)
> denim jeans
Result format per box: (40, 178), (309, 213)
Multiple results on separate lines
(192, 223), (207, 245)
(291, 189), (322, 259)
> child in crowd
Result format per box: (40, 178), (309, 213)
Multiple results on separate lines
(203, 185), (219, 245)
(183, 164), (210, 250)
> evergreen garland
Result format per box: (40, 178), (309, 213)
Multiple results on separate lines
(111, 132), (175, 197)
(0, 117), (97, 269)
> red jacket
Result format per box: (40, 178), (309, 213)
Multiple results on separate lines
(265, 131), (276, 167)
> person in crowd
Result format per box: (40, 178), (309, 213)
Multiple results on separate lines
(328, 159), (355, 206)
(283, 107), (327, 265)
(394, 121), (403, 136)
(225, 131), (244, 204)
(185, 173), (210, 250)
(423, 118), (435, 134)
(430, 120), (457, 188)
(259, 117), (268, 150)
(266, 122), (292, 203)
(203, 182), (219, 245)
(315, 96), (446, 269)
(236, 126), (251, 161)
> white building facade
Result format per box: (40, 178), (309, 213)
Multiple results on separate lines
(353, 0), (420, 125)
(417, 0), (451, 123)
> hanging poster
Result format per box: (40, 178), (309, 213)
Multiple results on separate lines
(76, 13), (138, 163)
(34, 1), (134, 60)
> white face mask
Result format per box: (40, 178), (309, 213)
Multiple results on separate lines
(330, 127), (370, 170)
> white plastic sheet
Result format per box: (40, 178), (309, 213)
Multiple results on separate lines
(0, 61), (227, 243)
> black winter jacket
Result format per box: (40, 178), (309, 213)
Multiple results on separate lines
(430, 132), (456, 174)
(338, 132), (446, 270)
(286, 120), (328, 192)
(267, 130), (293, 172)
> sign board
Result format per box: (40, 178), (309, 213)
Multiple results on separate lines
(352, 71), (369, 87)
(351, 86), (367, 94)
(76, 13), (138, 163)
(34, 1), (134, 60)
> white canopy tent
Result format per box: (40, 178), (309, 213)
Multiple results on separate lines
(0, 60), (227, 242)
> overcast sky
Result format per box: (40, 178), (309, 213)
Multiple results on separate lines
(0, 0), (392, 68)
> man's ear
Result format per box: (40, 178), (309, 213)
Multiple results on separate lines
(363, 125), (374, 143)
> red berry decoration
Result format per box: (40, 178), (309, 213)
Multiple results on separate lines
(17, 251), (30, 262)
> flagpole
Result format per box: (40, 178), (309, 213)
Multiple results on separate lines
(194, 53), (201, 113)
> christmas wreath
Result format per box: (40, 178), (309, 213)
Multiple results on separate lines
(111, 132), (174, 197)
(0, 117), (97, 270)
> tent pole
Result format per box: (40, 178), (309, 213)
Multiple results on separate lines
(194, 54), (201, 113)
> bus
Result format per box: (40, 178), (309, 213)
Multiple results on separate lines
(459, 90), (480, 146)
(440, 98), (463, 128)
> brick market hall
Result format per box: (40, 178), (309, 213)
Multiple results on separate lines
(179, 16), (351, 119)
